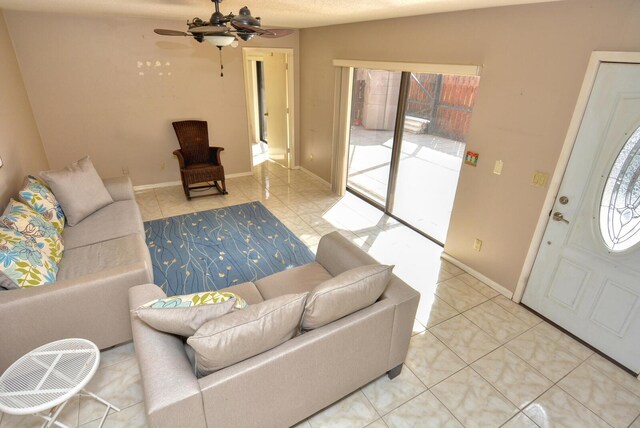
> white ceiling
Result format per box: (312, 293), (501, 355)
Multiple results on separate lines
(0, 0), (562, 28)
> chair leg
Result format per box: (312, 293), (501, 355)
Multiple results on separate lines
(220, 179), (227, 195)
(180, 174), (191, 200)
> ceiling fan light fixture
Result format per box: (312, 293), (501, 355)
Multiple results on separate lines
(204, 35), (236, 47)
(237, 33), (255, 42)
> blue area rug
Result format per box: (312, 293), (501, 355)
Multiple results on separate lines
(144, 202), (315, 296)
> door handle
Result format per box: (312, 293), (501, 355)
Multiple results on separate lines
(552, 212), (570, 224)
(264, 112), (269, 116)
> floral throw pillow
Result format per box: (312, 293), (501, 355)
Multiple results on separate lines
(1, 199), (64, 264)
(0, 228), (58, 288)
(141, 291), (248, 310)
(18, 176), (65, 234)
(136, 290), (249, 337)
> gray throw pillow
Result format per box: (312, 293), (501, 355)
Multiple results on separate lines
(135, 298), (237, 337)
(302, 264), (393, 331)
(187, 292), (308, 376)
(0, 271), (19, 291)
(40, 156), (113, 226)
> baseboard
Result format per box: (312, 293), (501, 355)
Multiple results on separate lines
(299, 167), (331, 188)
(133, 171), (254, 192)
(440, 253), (514, 300)
(133, 180), (182, 191)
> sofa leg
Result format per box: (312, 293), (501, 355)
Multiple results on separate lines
(387, 364), (403, 380)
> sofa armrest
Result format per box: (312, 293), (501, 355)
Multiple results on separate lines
(315, 231), (420, 369)
(103, 176), (135, 201)
(0, 263), (150, 372)
(380, 276), (420, 369)
(315, 231), (378, 276)
(129, 284), (207, 428)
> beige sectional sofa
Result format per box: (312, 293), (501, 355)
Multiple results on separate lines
(129, 231), (420, 428)
(0, 176), (153, 372)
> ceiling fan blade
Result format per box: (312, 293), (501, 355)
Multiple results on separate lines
(189, 26), (230, 34)
(258, 28), (295, 38)
(154, 29), (189, 36)
(230, 21), (265, 34)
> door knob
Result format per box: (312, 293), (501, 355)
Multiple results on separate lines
(552, 212), (570, 224)
(264, 112), (269, 116)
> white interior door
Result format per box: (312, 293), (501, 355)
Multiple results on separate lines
(522, 63), (640, 373)
(263, 52), (290, 168)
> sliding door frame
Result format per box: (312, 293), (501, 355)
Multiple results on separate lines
(335, 60), (481, 247)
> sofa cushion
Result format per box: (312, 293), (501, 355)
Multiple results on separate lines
(187, 292), (308, 376)
(135, 291), (247, 337)
(222, 281), (265, 305)
(18, 175), (66, 234)
(0, 228), (58, 288)
(302, 264), (393, 330)
(1, 199), (64, 264)
(255, 262), (333, 300)
(62, 200), (144, 250)
(40, 156), (114, 226)
(57, 233), (151, 281)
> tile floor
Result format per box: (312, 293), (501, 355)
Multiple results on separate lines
(2, 161), (639, 427)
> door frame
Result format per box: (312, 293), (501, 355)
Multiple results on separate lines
(242, 47), (296, 168)
(514, 51), (640, 303)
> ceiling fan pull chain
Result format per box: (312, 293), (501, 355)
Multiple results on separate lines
(218, 46), (224, 77)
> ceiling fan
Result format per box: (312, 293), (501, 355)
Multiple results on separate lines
(154, 0), (293, 76)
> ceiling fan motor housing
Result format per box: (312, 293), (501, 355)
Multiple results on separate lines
(236, 6), (260, 26)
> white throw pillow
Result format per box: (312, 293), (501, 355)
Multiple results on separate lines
(302, 264), (393, 330)
(187, 292), (308, 376)
(40, 156), (113, 226)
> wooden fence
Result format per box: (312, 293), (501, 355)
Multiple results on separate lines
(406, 74), (479, 142)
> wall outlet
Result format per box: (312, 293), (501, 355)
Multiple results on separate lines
(473, 238), (483, 252)
(160, 162), (166, 171)
(122, 167), (129, 175)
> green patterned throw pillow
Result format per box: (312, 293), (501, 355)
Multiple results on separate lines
(0, 228), (58, 288)
(141, 291), (248, 310)
(18, 175), (66, 234)
(136, 290), (249, 337)
(1, 199), (64, 264)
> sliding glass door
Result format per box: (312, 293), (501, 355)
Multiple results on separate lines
(346, 69), (480, 244)
(346, 69), (402, 207)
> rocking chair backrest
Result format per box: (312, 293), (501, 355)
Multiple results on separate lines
(172, 120), (210, 165)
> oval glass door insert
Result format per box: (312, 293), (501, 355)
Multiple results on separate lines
(599, 125), (640, 252)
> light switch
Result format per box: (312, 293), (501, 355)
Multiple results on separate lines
(532, 171), (549, 188)
(493, 160), (503, 175)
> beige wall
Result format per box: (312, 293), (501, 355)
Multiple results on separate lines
(299, 0), (640, 292)
(0, 11), (48, 208)
(4, 11), (299, 185)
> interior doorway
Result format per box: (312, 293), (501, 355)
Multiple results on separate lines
(256, 61), (268, 144)
(242, 48), (295, 168)
(346, 68), (480, 244)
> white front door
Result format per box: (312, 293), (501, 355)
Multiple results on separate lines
(263, 52), (290, 168)
(522, 62), (640, 373)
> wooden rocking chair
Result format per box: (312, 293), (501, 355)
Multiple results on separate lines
(172, 120), (227, 200)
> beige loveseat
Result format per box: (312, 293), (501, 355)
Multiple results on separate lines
(0, 176), (153, 372)
(129, 231), (420, 428)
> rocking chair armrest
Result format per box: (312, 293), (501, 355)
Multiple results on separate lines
(173, 149), (186, 168)
(208, 146), (224, 165)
